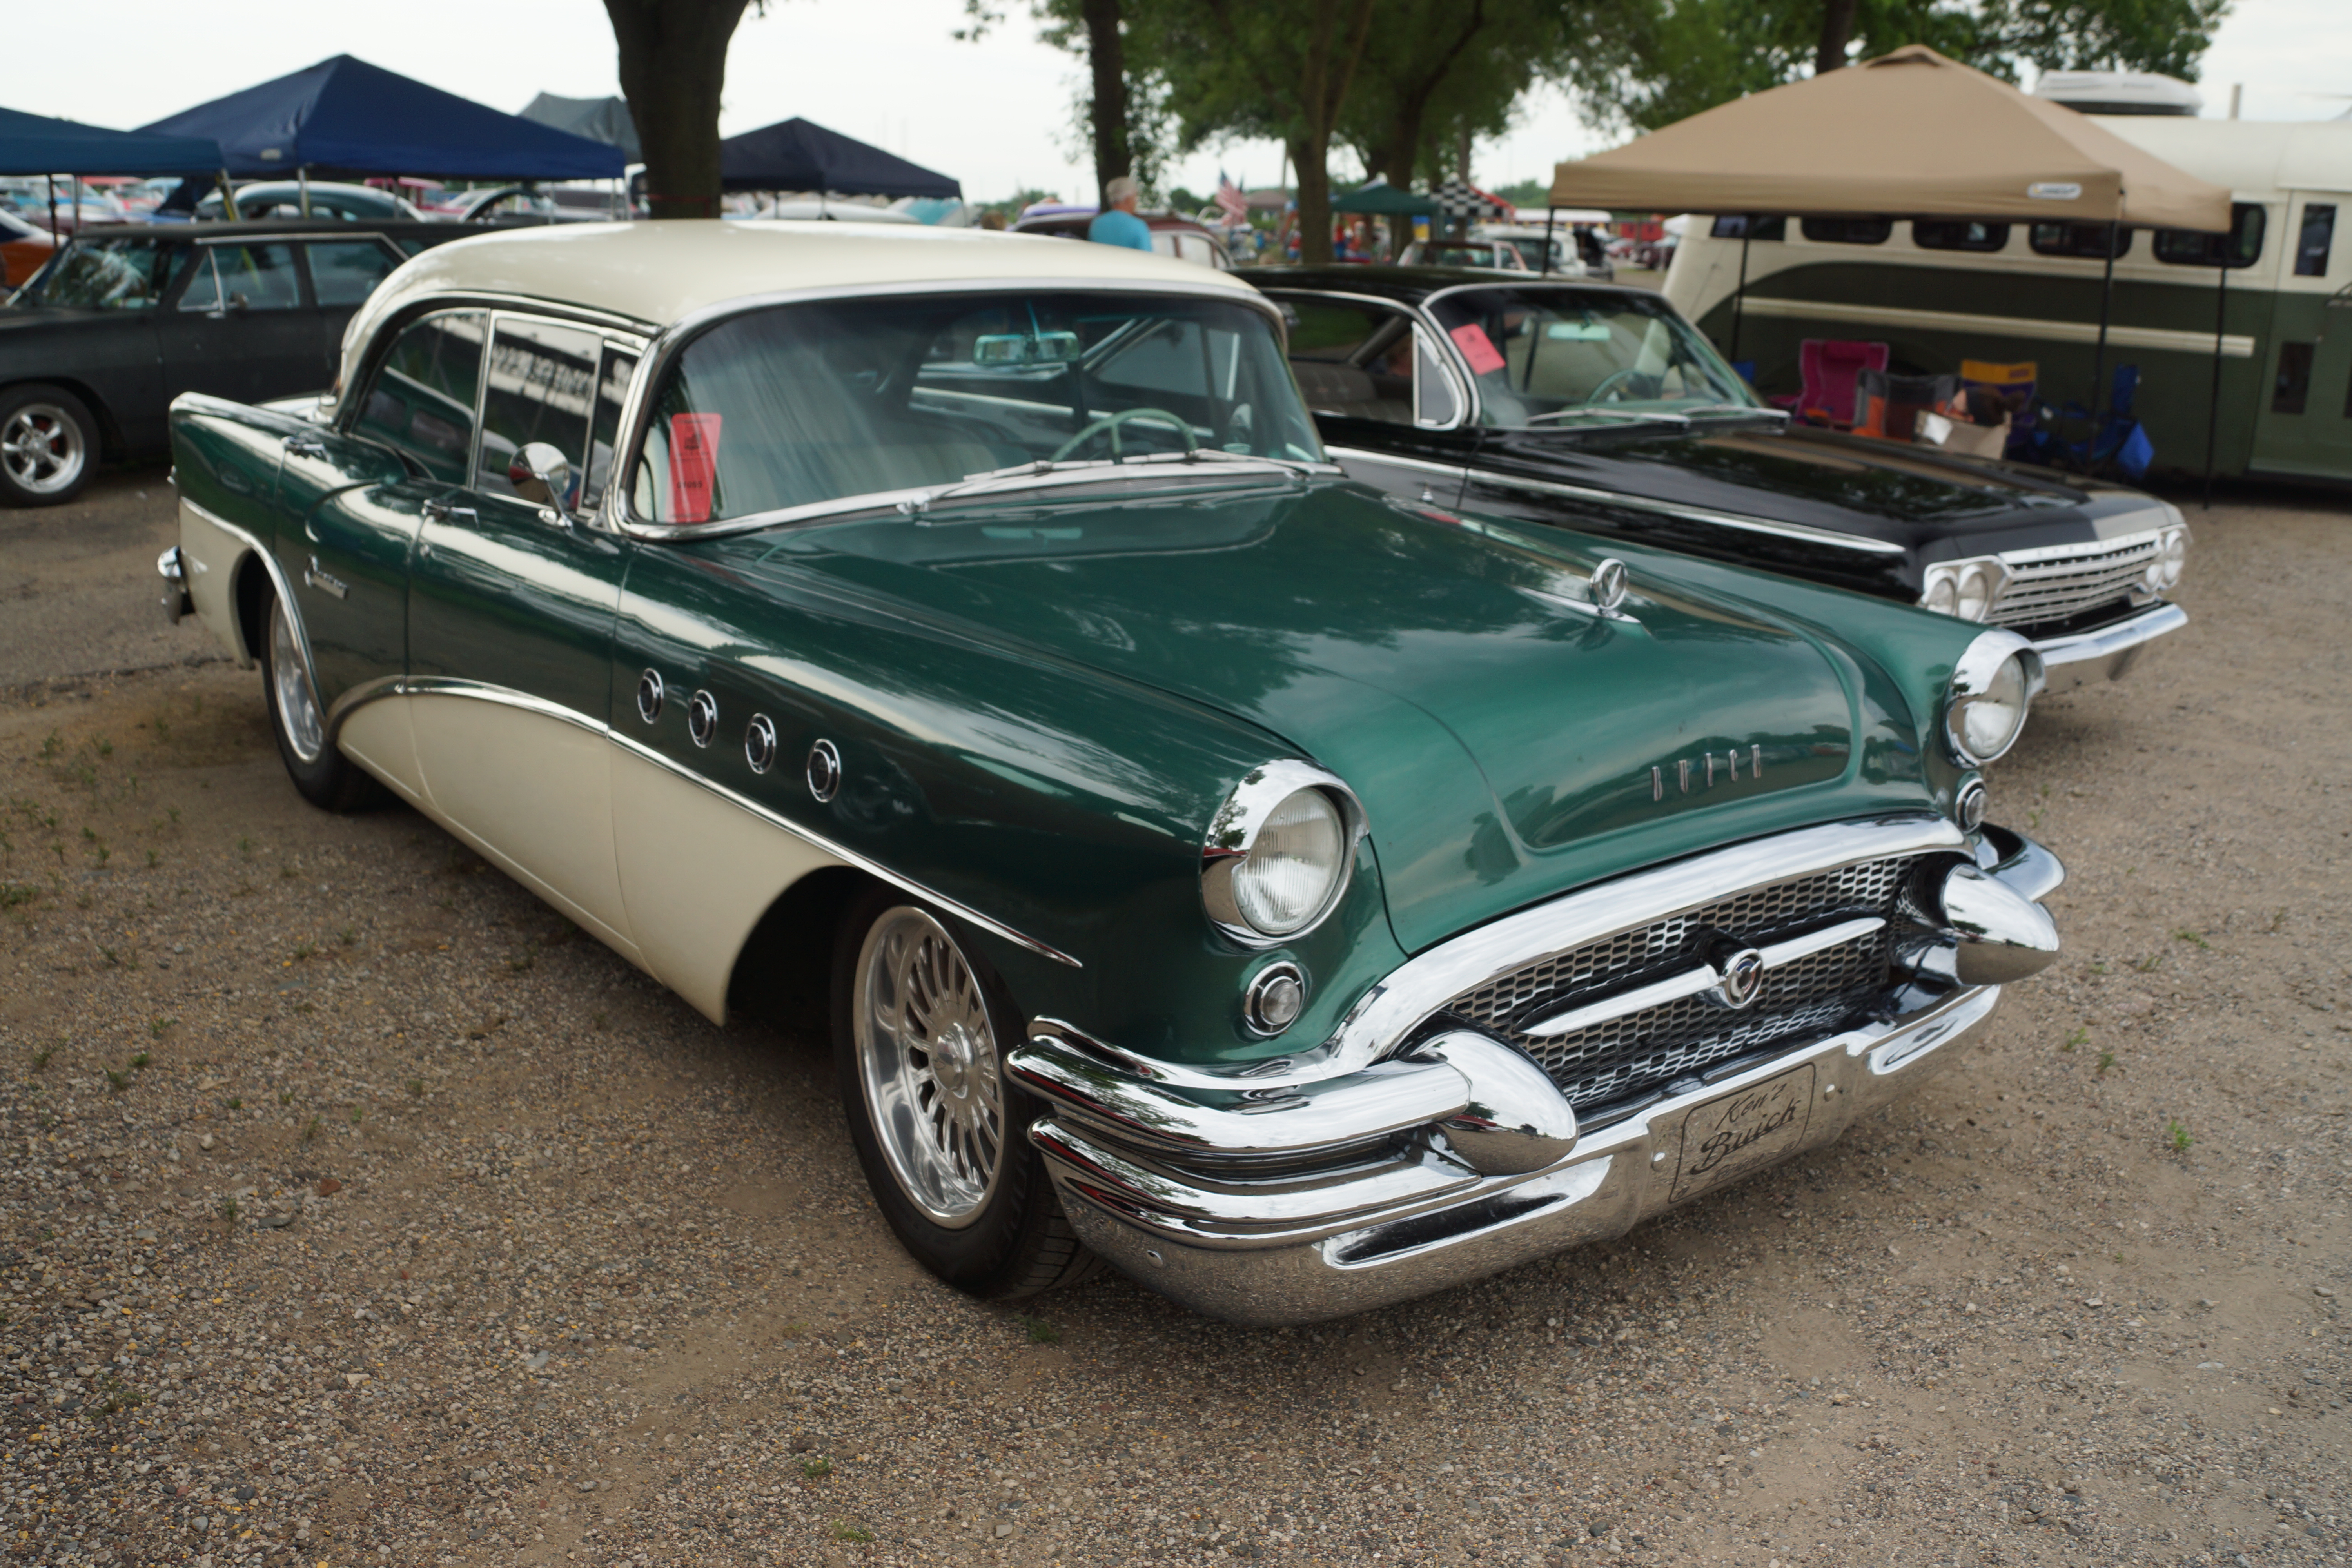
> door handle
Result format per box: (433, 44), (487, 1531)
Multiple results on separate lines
(283, 434), (327, 458)
(421, 499), (478, 523)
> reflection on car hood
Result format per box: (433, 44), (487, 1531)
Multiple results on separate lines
(739, 479), (1888, 952)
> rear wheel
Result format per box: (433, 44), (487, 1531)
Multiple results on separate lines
(260, 585), (382, 812)
(833, 887), (1102, 1299)
(0, 383), (96, 507)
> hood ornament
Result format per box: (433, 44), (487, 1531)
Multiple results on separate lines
(1589, 557), (1629, 613)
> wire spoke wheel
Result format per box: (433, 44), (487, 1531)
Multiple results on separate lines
(0, 401), (86, 496)
(855, 906), (1006, 1227)
(268, 595), (325, 765)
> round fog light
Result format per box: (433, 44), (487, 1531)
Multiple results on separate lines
(1243, 962), (1307, 1036)
(1955, 777), (1988, 833)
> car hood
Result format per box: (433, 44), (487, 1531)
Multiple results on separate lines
(732, 477), (1884, 953)
(1487, 422), (2163, 551)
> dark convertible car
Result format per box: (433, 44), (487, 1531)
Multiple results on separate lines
(1250, 267), (2189, 691)
(0, 220), (464, 506)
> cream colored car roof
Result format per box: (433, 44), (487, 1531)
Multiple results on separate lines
(350, 219), (1261, 351)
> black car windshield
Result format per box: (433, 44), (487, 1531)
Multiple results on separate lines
(632, 290), (1319, 526)
(1426, 287), (1754, 426)
(15, 236), (181, 310)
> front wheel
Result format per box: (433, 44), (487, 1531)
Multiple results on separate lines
(0, 383), (98, 507)
(833, 887), (1102, 1299)
(261, 585), (382, 813)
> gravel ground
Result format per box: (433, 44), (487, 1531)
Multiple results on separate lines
(0, 474), (2343, 1568)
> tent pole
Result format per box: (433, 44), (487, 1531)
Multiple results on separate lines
(46, 174), (57, 240)
(1541, 206), (1555, 277)
(2203, 234), (2228, 509)
(1728, 223), (1752, 365)
(2086, 216), (2118, 464)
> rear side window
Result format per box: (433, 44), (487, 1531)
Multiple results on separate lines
(1709, 216), (1785, 241)
(1912, 220), (2009, 252)
(1282, 296), (1417, 424)
(2154, 203), (2267, 269)
(583, 347), (638, 510)
(355, 310), (485, 484)
(27, 236), (180, 309)
(1800, 217), (1892, 245)
(477, 318), (601, 503)
(306, 240), (400, 307)
(2029, 223), (2133, 259)
(2294, 203), (2336, 277)
(179, 245), (302, 313)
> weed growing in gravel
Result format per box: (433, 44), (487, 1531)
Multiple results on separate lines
(1016, 1314), (1061, 1344)
(131, 1051), (151, 1068)
(301, 1117), (322, 1143)
(236, 836), (254, 861)
(292, 943), (314, 961)
(2096, 1051), (2117, 1075)
(2089, 960), (2109, 975)
(2167, 1119), (2195, 1153)
(217, 1197), (238, 1223)
(93, 738), (112, 759)
(349, 1107), (365, 1126)
(2062, 1027), (2087, 1053)
(2136, 954), (2165, 972)
(144, 850), (157, 868)
(29, 1046), (51, 1070)
(800, 1456), (832, 1479)
(278, 1090), (292, 1106)
(103, 1069), (129, 1094)
(830, 1521), (873, 1543)
(153, 718), (169, 741)
(147, 1018), (171, 1038)
(38, 732), (60, 759)
(405, 1079), (423, 1098)
(2174, 929), (2210, 949)
(226, 1097), (243, 1110)
(339, 928), (356, 946)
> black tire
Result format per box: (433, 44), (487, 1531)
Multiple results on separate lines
(0, 383), (98, 507)
(832, 884), (1104, 1300)
(259, 581), (383, 813)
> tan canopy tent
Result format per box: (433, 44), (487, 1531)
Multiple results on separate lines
(1548, 45), (2236, 485)
(1548, 45), (2230, 231)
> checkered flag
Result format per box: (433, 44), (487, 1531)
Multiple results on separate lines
(1434, 174), (1511, 222)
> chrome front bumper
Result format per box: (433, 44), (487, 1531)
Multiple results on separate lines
(2032, 601), (2185, 691)
(1011, 821), (2061, 1326)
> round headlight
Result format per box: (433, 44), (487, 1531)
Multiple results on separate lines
(1202, 763), (1361, 944)
(1955, 563), (1997, 622)
(1922, 571), (1959, 616)
(2149, 528), (2187, 592)
(1943, 631), (2043, 765)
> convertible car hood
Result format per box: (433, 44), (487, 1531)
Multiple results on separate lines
(736, 479), (1869, 952)
(1494, 423), (2160, 551)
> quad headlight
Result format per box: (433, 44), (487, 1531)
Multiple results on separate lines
(1202, 761), (1362, 943)
(1943, 630), (2045, 765)
(1919, 556), (2011, 623)
(2141, 520), (2190, 595)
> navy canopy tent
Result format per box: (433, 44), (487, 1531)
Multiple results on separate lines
(0, 105), (220, 175)
(138, 55), (624, 181)
(719, 118), (959, 199)
(521, 94), (640, 163)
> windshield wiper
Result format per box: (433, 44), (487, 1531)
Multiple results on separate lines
(1677, 403), (1789, 421)
(1514, 408), (1692, 430)
(897, 448), (1316, 518)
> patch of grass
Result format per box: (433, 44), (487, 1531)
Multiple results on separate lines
(349, 1107), (365, 1126)
(2096, 1051), (2116, 1076)
(217, 1197), (238, 1223)
(103, 1069), (130, 1095)
(153, 718), (169, 742)
(0, 883), (38, 910)
(165, 806), (179, 826)
(405, 1079), (424, 1098)
(144, 849), (158, 869)
(278, 1089), (293, 1106)
(38, 732), (60, 759)
(292, 942), (314, 962)
(301, 1116), (322, 1144)
(1015, 1313), (1061, 1345)
(2173, 929), (2210, 949)
(507, 948), (536, 973)
(800, 1455), (832, 1479)
(339, 928), (356, 946)
(236, 836), (254, 861)
(93, 738), (112, 759)
(130, 1051), (151, 1068)
(226, 1097), (243, 1110)
(2166, 1119), (2194, 1153)
(2135, 954), (2164, 973)
(829, 1520), (874, 1543)
(29, 1046), (51, 1070)
(147, 1018), (172, 1039)
(2060, 1027), (2087, 1053)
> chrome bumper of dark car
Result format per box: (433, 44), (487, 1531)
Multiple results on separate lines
(2031, 601), (2185, 691)
(1010, 818), (2061, 1326)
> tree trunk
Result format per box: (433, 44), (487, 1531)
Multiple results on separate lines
(1815, 0), (1857, 74)
(1290, 0), (1377, 266)
(1292, 137), (1335, 264)
(604, 0), (752, 219)
(1081, 0), (1132, 207)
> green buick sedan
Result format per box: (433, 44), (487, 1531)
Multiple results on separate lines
(160, 221), (2062, 1325)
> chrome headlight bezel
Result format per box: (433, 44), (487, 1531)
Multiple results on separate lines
(2140, 516), (2190, 595)
(1943, 629), (2045, 766)
(1201, 760), (1365, 946)
(1919, 555), (2012, 623)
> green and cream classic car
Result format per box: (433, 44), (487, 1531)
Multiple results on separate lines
(161, 221), (2063, 1325)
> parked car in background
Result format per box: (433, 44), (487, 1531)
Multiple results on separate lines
(0, 220), (465, 505)
(160, 221), (2060, 1324)
(445, 185), (609, 224)
(1399, 236), (1532, 271)
(0, 209), (59, 290)
(1011, 205), (1232, 269)
(1472, 219), (1615, 280)
(1252, 267), (2189, 692)
(195, 182), (428, 223)
(0, 181), (132, 234)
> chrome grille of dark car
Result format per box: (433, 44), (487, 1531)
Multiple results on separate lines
(1443, 856), (1920, 1108)
(1988, 534), (2159, 628)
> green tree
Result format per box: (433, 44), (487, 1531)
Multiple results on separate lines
(961, 0), (1172, 207)
(603, 0), (762, 218)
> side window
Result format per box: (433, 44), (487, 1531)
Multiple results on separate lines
(177, 245), (301, 313)
(1709, 216), (1785, 242)
(477, 318), (602, 503)
(1282, 297), (1416, 423)
(306, 241), (400, 308)
(2295, 203), (2336, 278)
(2154, 202), (2267, 269)
(1413, 332), (1460, 428)
(582, 347), (639, 510)
(2029, 223), (2133, 259)
(1912, 220), (2009, 252)
(353, 310), (486, 484)
(1799, 217), (1892, 245)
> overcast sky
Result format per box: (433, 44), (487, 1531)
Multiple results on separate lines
(19, 0), (2350, 203)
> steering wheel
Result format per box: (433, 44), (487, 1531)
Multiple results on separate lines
(1051, 407), (1199, 462)
(1582, 367), (1650, 405)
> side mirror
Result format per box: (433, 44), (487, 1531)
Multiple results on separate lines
(508, 442), (576, 514)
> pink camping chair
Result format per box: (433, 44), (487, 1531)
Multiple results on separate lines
(1771, 339), (1890, 427)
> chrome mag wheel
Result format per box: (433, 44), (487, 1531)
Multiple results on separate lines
(854, 906), (1007, 1228)
(269, 596), (325, 764)
(1, 401), (86, 497)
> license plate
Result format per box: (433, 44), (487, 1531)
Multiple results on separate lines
(1669, 1063), (1816, 1203)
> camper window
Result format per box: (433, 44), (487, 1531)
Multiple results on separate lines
(1912, 220), (2010, 252)
(2030, 223), (2134, 259)
(1708, 216), (1785, 241)
(2294, 204), (2336, 278)
(2154, 203), (2267, 269)
(1800, 217), (1893, 245)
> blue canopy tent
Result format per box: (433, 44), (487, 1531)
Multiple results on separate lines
(138, 55), (624, 182)
(719, 118), (959, 200)
(0, 104), (223, 234)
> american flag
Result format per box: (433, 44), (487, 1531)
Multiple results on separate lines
(1215, 171), (1248, 222)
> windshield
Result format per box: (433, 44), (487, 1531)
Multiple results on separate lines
(632, 290), (1319, 526)
(1426, 287), (1754, 426)
(14, 236), (182, 310)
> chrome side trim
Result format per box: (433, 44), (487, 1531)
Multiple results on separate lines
(1460, 467), (1909, 556)
(180, 495), (318, 695)
(1325, 445), (1468, 486)
(323, 677), (1082, 969)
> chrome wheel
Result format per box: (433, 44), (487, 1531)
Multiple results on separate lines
(1, 401), (86, 497)
(854, 906), (1006, 1227)
(269, 597), (325, 764)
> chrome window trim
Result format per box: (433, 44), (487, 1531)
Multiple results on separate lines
(321, 675), (1082, 970)
(1323, 445), (1468, 486)
(1252, 287), (1471, 434)
(604, 276), (1296, 544)
(330, 292), (652, 435)
(1461, 468), (1909, 557)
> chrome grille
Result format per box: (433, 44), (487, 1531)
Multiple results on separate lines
(1989, 534), (2158, 628)
(1442, 856), (1920, 1108)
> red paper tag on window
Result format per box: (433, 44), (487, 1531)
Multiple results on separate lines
(667, 412), (723, 524)
(1448, 323), (1506, 377)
